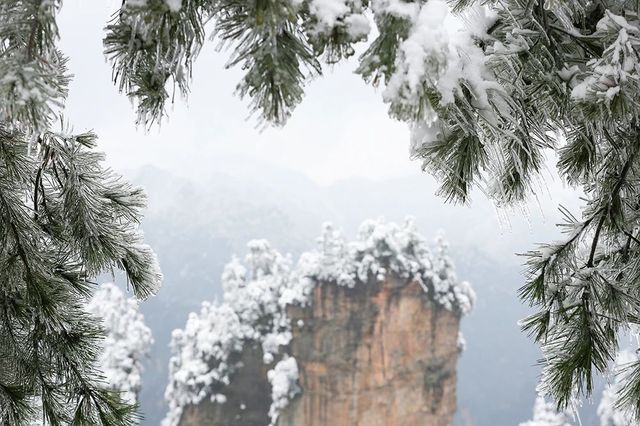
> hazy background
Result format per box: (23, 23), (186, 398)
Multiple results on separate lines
(57, 2), (598, 425)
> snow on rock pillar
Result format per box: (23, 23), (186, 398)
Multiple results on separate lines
(164, 219), (473, 426)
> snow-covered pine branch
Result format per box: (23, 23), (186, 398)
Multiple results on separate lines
(102, 10), (640, 416)
(0, 3), (162, 422)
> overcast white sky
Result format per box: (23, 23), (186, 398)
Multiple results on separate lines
(58, 1), (419, 185)
(55, 0), (586, 250)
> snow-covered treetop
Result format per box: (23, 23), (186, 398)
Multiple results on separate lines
(598, 349), (640, 426)
(86, 283), (153, 405)
(163, 219), (473, 426)
(519, 396), (574, 426)
(300, 218), (475, 314)
(162, 240), (301, 426)
(104, 0), (499, 130)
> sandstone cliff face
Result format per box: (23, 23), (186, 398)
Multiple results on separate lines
(282, 275), (460, 426)
(178, 274), (461, 426)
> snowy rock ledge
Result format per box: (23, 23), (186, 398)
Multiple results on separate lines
(162, 218), (474, 426)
